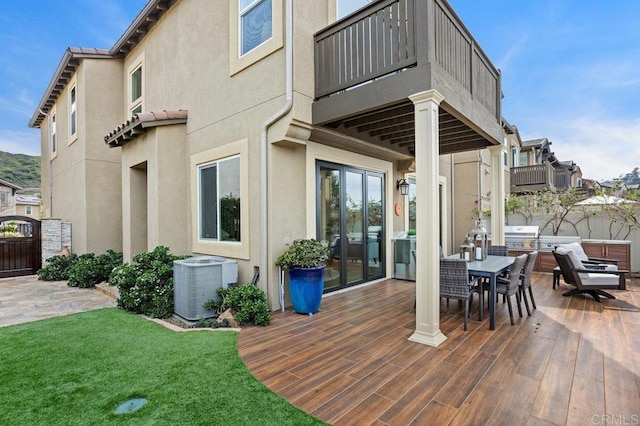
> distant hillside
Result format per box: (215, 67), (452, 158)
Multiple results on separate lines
(0, 151), (41, 190)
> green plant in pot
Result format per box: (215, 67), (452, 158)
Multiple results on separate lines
(275, 238), (330, 315)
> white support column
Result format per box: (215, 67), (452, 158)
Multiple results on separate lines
(408, 90), (446, 347)
(489, 145), (506, 245)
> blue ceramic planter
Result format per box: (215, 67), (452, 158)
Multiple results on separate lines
(288, 266), (325, 315)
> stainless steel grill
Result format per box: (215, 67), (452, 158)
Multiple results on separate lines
(504, 226), (540, 250)
(538, 235), (581, 252)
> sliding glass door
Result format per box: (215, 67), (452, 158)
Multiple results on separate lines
(317, 161), (385, 292)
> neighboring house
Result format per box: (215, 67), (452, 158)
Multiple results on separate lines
(599, 180), (628, 197)
(15, 195), (41, 219)
(30, 0), (507, 345)
(510, 137), (581, 193)
(0, 178), (22, 216)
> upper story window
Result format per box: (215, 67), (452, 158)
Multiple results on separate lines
(337, 0), (371, 19)
(519, 151), (528, 166)
(130, 63), (143, 115)
(240, 0), (272, 56)
(26, 206), (32, 215)
(511, 147), (519, 167)
(69, 84), (77, 140)
(0, 191), (8, 206)
(198, 156), (241, 242)
(51, 111), (57, 155)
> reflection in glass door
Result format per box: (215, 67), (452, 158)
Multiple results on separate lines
(317, 161), (385, 292)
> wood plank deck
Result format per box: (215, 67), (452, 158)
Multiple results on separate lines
(238, 274), (640, 425)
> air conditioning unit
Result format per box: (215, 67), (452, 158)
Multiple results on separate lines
(173, 256), (238, 321)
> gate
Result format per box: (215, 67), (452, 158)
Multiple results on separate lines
(0, 216), (42, 278)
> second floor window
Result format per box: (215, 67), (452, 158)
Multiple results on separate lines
(69, 85), (77, 138)
(240, 0), (272, 56)
(519, 152), (528, 166)
(26, 206), (32, 215)
(0, 192), (8, 206)
(511, 147), (519, 167)
(130, 64), (143, 115)
(51, 112), (57, 154)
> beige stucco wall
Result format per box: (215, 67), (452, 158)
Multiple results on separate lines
(15, 204), (40, 219)
(121, 125), (189, 262)
(40, 59), (123, 255)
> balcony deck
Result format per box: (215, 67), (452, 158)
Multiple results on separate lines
(312, 0), (503, 156)
(239, 274), (640, 425)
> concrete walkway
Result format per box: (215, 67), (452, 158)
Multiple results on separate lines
(0, 275), (116, 328)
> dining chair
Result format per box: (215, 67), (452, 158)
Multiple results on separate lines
(487, 245), (509, 256)
(440, 258), (482, 331)
(519, 250), (538, 316)
(495, 254), (528, 325)
(481, 245), (509, 305)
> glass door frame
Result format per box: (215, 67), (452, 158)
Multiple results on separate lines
(316, 160), (386, 292)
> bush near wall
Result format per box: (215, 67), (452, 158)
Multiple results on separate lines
(38, 250), (122, 286)
(109, 246), (187, 319)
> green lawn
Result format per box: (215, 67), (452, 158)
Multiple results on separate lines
(0, 308), (325, 425)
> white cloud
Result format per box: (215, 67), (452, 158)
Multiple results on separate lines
(0, 129), (41, 156)
(523, 117), (640, 182)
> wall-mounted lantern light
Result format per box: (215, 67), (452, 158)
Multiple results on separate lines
(396, 179), (409, 196)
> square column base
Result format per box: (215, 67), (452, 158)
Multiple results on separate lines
(408, 329), (447, 347)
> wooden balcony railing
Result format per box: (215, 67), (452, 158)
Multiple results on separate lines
(314, 0), (501, 119)
(314, 0), (417, 99)
(510, 163), (556, 190)
(554, 169), (572, 189)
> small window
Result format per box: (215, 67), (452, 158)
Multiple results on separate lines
(26, 206), (32, 215)
(69, 85), (77, 138)
(51, 112), (57, 154)
(130, 64), (143, 116)
(0, 192), (8, 206)
(198, 156), (241, 242)
(519, 152), (528, 166)
(511, 147), (519, 167)
(240, 0), (272, 56)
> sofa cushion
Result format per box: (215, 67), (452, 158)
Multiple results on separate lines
(555, 246), (589, 279)
(580, 273), (620, 288)
(557, 242), (588, 261)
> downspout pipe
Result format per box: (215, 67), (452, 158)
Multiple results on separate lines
(39, 109), (53, 217)
(261, 0), (293, 300)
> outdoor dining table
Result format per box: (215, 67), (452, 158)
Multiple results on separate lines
(445, 254), (515, 330)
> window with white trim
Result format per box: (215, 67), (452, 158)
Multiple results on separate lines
(130, 64), (143, 115)
(51, 111), (57, 155)
(198, 156), (241, 242)
(240, 0), (272, 56)
(69, 84), (77, 139)
(26, 206), (32, 215)
(511, 147), (519, 167)
(0, 191), (8, 206)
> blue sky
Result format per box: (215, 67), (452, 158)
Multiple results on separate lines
(1, 1), (639, 181)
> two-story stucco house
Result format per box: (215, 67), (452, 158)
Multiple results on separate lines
(30, 0), (509, 346)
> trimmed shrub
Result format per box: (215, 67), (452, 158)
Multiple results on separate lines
(67, 250), (123, 288)
(206, 284), (271, 326)
(110, 246), (187, 319)
(38, 253), (79, 281)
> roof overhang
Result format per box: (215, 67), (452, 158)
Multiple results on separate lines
(105, 109), (188, 148)
(29, 0), (177, 129)
(28, 47), (113, 128)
